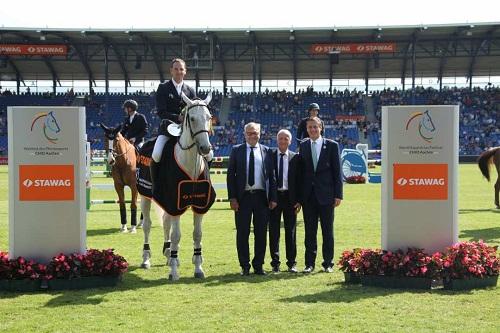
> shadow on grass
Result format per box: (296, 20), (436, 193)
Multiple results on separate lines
(86, 228), (122, 237)
(459, 208), (500, 214)
(40, 266), (303, 307)
(460, 227), (500, 242)
(279, 282), (477, 304)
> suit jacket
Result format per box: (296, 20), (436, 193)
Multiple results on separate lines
(121, 112), (148, 144)
(272, 149), (300, 205)
(227, 143), (277, 204)
(297, 138), (343, 206)
(156, 80), (196, 123)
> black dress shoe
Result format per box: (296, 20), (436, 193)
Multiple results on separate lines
(272, 266), (280, 273)
(287, 266), (298, 273)
(303, 266), (315, 274)
(240, 268), (250, 276)
(254, 268), (267, 276)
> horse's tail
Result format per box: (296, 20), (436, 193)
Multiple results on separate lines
(477, 147), (500, 182)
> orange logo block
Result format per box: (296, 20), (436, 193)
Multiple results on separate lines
(19, 165), (74, 201)
(393, 164), (448, 200)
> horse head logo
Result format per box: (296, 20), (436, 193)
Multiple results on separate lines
(405, 110), (436, 143)
(30, 111), (61, 144)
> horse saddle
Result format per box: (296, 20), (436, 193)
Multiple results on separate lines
(167, 123), (181, 137)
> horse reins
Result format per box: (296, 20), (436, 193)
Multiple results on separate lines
(177, 103), (212, 152)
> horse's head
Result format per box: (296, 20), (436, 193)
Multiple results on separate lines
(45, 111), (60, 134)
(180, 93), (213, 156)
(100, 123), (127, 166)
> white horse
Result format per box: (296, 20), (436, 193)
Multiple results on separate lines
(141, 93), (214, 281)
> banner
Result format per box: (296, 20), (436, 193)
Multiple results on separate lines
(310, 43), (396, 55)
(381, 106), (459, 254)
(0, 44), (68, 56)
(8, 106), (86, 262)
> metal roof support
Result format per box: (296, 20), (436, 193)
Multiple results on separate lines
(364, 57), (370, 95)
(140, 34), (164, 82)
(251, 32), (257, 94)
(411, 34), (417, 104)
(292, 40), (297, 94)
(6, 57), (25, 90)
(100, 35), (131, 94)
(468, 29), (496, 89)
(57, 33), (96, 87)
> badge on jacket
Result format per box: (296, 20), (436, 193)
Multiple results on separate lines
(169, 93), (174, 98)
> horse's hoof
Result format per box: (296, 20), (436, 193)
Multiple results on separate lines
(141, 262), (151, 269)
(194, 271), (205, 279)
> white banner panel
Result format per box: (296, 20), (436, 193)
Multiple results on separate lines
(8, 106), (86, 262)
(381, 105), (458, 254)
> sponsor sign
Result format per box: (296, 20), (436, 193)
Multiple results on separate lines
(0, 44), (68, 56)
(8, 106), (86, 262)
(310, 42), (396, 55)
(381, 106), (458, 253)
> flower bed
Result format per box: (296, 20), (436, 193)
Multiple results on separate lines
(0, 249), (127, 292)
(338, 241), (499, 290)
(345, 175), (366, 184)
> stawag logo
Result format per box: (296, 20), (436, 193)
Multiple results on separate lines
(19, 165), (74, 201)
(30, 111), (61, 144)
(405, 110), (436, 143)
(393, 164), (448, 200)
(22, 178), (71, 187)
(396, 177), (445, 186)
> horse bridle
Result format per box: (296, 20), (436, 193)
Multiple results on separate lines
(177, 103), (212, 153)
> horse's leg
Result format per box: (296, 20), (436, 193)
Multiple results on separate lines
(193, 213), (205, 279)
(162, 212), (172, 260)
(168, 215), (181, 281)
(129, 185), (138, 233)
(494, 177), (499, 209)
(115, 183), (127, 232)
(140, 196), (153, 268)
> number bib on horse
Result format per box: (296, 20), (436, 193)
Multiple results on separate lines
(152, 139), (216, 216)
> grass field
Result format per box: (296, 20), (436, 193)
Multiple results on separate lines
(0, 164), (499, 332)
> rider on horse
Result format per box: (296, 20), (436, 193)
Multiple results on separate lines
(120, 99), (148, 149)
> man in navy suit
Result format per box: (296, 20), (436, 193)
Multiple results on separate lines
(297, 117), (343, 273)
(120, 99), (148, 147)
(150, 58), (197, 189)
(151, 58), (196, 163)
(227, 122), (277, 276)
(269, 129), (301, 273)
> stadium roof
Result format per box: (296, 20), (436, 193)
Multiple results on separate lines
(1, 22), (499, 90)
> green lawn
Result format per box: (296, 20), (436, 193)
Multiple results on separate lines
(0, 164), (499, 332)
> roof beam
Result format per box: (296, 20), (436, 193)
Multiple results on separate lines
(140, 34), (164, 82)
(98, 34), (130, 87)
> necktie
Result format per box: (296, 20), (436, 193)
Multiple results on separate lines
(278, 153), (285, 189)
(311, 141), (318, 172)
(248, 146), (255, 186)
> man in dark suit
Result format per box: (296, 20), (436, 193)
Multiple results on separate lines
(296, 103), (325, 141)
(227, 122), (277, 276)
(152, 58), (196, 163)
(120, 99), (148, 147)
(297, 117), (343, 273)
(269, 129), (301, 273)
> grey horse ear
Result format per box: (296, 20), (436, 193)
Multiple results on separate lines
(181, 93), (194, 107)
(203, 91), (212, 105)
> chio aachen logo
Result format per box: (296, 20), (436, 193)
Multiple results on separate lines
(405, 110), (436, 143)
(30, 111), (61, 144)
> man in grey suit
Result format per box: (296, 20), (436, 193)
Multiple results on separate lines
(297, 117), (343, 273)
(227, 122), (277, 276)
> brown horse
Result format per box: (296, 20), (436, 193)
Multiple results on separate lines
(477, 146), (500, 209)
(100, 124), (139, 232)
